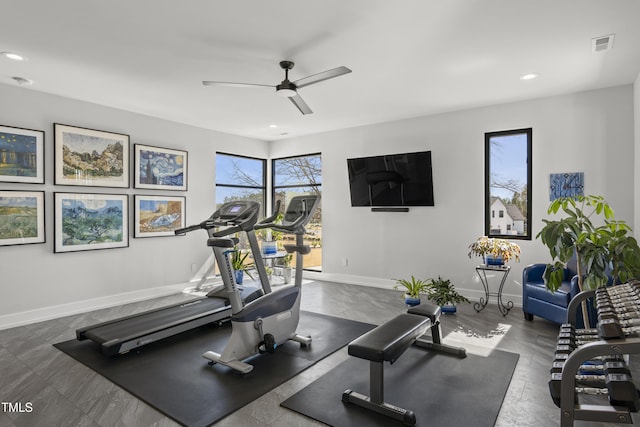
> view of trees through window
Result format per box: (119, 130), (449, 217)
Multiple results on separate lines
(215, 153), (266, 212)
(484, 128), (532, 240)
(273, 154), (322, 271)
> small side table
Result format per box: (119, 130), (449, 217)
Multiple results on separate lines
(474, 265), (512, 316)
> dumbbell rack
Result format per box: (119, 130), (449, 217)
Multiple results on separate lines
(552, 282), (640, 426)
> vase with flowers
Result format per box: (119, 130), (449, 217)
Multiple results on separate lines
(468, 236), (521, 266)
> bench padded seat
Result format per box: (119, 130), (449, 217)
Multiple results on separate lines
(348, 314), (430, 364)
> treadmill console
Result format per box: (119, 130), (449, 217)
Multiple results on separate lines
(218, 201), (259, 221)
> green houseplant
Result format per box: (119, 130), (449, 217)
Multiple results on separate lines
(393, 276), (431, 306)
(537, 195), (640, 326)
(426, 276), (470, 313)
(468, 236), (521, 265)
(231, 249), (254, 284)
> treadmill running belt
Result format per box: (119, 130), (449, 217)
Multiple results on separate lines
(83, 297), (228, 344)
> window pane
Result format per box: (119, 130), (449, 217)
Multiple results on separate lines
(485, 128), (531, 239)
(216, 153), (264, 187)
(273, 154), (321, 187)
(273, 186), (322, 271)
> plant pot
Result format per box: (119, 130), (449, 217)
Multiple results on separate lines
(235, 269), (244, 284)
(283, 267), (292, 284)
(485, 255), (504, 266)
(404, 294), (421, 307)
(441, 304), (457, 314)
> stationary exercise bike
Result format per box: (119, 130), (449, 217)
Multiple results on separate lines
(203, 194), (321, 374)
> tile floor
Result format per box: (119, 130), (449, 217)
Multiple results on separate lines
(0, 280), (637, 426)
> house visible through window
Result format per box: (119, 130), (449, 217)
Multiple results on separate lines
(272, 153), (322, 271)
(485, 128), (532, 239)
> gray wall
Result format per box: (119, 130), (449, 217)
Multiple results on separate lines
(0, 84), (268, 327)
(271, 85), (636, 302)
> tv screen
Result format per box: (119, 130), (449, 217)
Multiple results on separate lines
(347, 151), (434, 207)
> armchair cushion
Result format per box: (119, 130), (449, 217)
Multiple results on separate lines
(522, 262), (581, 325)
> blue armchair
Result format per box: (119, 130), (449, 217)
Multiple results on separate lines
(522, 262), (580, 324)
(522, 255), (602, 327)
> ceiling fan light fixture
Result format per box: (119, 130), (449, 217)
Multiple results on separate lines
(276, 81), (297, 97)
(276, 87), (296, 97)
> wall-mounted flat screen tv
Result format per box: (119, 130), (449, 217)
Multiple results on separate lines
(347, 151), (434, 207)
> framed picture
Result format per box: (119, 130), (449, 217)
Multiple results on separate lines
(550, 172), (584, 201)
(54, 192), (128, 253)
(134, 195), (186, 238)
(0, 190), (45, 246)
(0, 125), (44, 184)
(134, 144), (187, 191)
(54, 123), (130, 188)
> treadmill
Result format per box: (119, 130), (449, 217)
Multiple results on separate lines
(76, 200), (276, 356)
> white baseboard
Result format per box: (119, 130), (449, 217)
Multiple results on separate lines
(0, 282), (188, 331)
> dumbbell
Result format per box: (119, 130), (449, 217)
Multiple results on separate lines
(598, 306), (640, 319)
(550, 359), (629, 375)
(548, 371), (640, 411)
(597, 297), (640, 309)
(597, 317), (640, 339)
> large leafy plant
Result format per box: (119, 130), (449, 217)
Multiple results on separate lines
(537, 195), (640, 293)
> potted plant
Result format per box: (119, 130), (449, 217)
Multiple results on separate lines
(468, 236), (521, 265)
(537, 195), (640, 325)
(281, 253), (293, 284)
(393, 276), (431, 306)
(426, 276), (470, 313)
(231, 249), (254, 284)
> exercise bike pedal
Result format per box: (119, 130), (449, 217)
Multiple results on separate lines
(258, 334), (277, 354)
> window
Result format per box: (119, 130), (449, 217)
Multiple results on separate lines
(215, 152), (266, 213)
(485, 128), (532, 239)
(272, 153), (322, 271)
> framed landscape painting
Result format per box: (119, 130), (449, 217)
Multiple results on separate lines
(54, 123), (130, 188)
(0, 190), (45, 246)
(0, 125), (44, 184)
(134, 144), (187, 191)
(54, 192), (128, 253)
(134, 195), (186, 238)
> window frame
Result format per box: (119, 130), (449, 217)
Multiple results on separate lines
(215, 152), (266, 214)
(484, 128), (532, 240)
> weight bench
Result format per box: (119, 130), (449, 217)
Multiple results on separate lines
(342, 303), (466, 425)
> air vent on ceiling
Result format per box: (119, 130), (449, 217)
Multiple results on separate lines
(592, 34), (614, 53)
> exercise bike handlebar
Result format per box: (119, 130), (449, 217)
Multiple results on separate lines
(254, 199), (309, 234)
(254, 200), (282, 231)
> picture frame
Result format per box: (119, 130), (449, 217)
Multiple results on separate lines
(0, 125), (45, 184)
(134, 195), (186, 238)
(0, 190), (45, 246)
(54, 192), (128, 253)
(550, 172), (584, 201)
(134, 144), (187, 191)
(54, 123), (130, 188)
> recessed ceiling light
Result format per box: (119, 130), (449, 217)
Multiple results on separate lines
(268, 124), (278, 128)
(11, 76), (33, 86)
(1, 51), (26, 61)
(520, 73), (539, 81)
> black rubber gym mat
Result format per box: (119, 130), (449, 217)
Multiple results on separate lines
(281, 346), (519, 427)
(54, 311), (374, 427)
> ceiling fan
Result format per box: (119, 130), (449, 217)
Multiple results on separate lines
(203, 60), (351, 115)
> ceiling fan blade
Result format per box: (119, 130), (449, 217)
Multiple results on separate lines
(289, 94), (313, 115)
(202, 81), (273, 89)
(293, 66), (352, 89)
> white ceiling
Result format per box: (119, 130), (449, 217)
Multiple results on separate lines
(2, 1), (640, 141)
